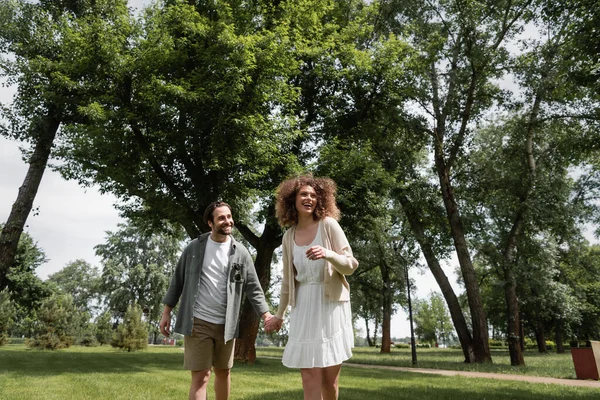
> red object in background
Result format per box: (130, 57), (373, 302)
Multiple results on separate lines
(571, 341), (600, 380)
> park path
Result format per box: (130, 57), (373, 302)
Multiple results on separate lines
(343, 362), (600, 389)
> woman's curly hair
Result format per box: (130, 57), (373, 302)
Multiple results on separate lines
(275, 174), (340, 227)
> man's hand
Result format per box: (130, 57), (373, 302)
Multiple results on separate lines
(264, 316), (283, 333)
(159, 307), (172, 337)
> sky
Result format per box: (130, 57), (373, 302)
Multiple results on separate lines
(0, 0), (461, 339)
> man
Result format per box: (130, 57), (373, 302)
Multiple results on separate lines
(159, 201), (273, 400)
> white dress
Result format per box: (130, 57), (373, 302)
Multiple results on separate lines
(282, 220), (354, 368)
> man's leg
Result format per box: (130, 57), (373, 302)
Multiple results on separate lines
(300, 368), (323, 400)
(184, 319), (216, 400)
(189, 369), (211, 400)
(212, 367), (231, 400)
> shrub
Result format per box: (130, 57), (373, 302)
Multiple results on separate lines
(28, 294), (77, 350)
(523, 337), (536, 349)
(111, 304), (148, 352)
(95, 311), (114, 346)
(79, 332), (99, 347)
(488, 339), (507, 348)
(394, 342), (410, 349)
(0, 289), (15, 345)
(27, 333), (74, 350)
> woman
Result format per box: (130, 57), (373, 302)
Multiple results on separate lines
(266, 174), (358, 400)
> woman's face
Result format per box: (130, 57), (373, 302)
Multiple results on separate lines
(295, 185), (318, 217)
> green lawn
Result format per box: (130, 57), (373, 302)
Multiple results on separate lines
(0, 344), (598, 400)
(258, 346), (581, 379)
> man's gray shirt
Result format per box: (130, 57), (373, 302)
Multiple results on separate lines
(162, 232), (269, 342)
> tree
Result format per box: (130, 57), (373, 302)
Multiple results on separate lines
(54, 0), (361, 362)
(95, 311), (114, 346)
(47, 259), (100, 314)
(4, 228), (50, 312)
(27, 293), (78, 349)
(0, 289), (16, 345)
(111, 303), (148, 352)
(0, 0), (136, 290)
(413, 292), (454, 346)
(94, 220), (183, 343)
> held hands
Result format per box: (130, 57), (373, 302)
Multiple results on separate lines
(306, 245), (327, 261)
(264, 315), (283, 333)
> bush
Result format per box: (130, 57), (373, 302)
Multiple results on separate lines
(488, 339), (507, 348)
(111, 304), (148, 352)
(27, 333), (74, 350)
(394, 342), (410, 349)
(28, 294), (77, 350)
(523, 337), (536, 349)
(79, 332), (99, 347)
(0, 333), (10, 346)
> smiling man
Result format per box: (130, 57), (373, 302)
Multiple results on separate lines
(159, 201), (273, 400)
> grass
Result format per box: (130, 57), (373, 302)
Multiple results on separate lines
(258, 346), (581, 379)
(0, 344), (598, 400)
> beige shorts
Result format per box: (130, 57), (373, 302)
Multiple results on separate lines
(184, 318), (235, 371)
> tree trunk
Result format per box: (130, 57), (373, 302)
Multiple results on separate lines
(434, 147), (491, 363)
(365, 317), (373, 347)
(398, 192), (475, 362)
(0, 114), (60, 291)
(519, 315), (526, 352)
(234, 218), (282, 363)
(380, 261), (392, 353)
(504, 268), (524, 365)
(373, 316), (379, 347)
(555, 325), (565, 354)
(535, 320), (547, 353)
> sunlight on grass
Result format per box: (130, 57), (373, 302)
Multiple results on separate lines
(1, 344), (598, 400)
(258, 346), (580, 378)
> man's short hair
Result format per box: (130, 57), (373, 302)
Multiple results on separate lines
(203, 201), (232, 224)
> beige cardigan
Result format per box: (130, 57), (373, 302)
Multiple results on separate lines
(275, 217), (359, 319)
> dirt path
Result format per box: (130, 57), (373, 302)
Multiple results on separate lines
(343, 362), (600, 389)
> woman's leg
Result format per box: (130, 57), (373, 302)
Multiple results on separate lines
(300, 368), (323, 400)
(321, 364), (342, 400)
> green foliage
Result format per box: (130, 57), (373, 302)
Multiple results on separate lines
(79, 332), (99, 347)
(94, 219), (183, 340)
(27, 293), (78, 350)
(488, 339), (508, 349)
(413, 292), (454, 346)
(111, 303), (148, 352)
(47, 259), (101, 314)
(4, 228), (51, 314)
(94, 311), (113, 346)
(0, 289), (16, 345)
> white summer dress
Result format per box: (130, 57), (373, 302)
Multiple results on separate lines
(281, 220), (354, 368)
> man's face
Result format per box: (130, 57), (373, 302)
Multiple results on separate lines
(208, 206), (234, 236)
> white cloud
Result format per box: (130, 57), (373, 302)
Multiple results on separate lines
(0, 137), (123, 280)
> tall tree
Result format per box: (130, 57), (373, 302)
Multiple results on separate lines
(2, 227), (51, 323)
(94, 220), (183, 343)
(47, 259), (100, 314)
(0, 0), (135, 290)
(413, 292), (454, 346)
(55, 0), (370, 361)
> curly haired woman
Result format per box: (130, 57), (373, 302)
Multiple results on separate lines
(265, 174), (358, 400)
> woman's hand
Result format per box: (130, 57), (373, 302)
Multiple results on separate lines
(306, 245), (327, 261)
(264, 316), (283, 333)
